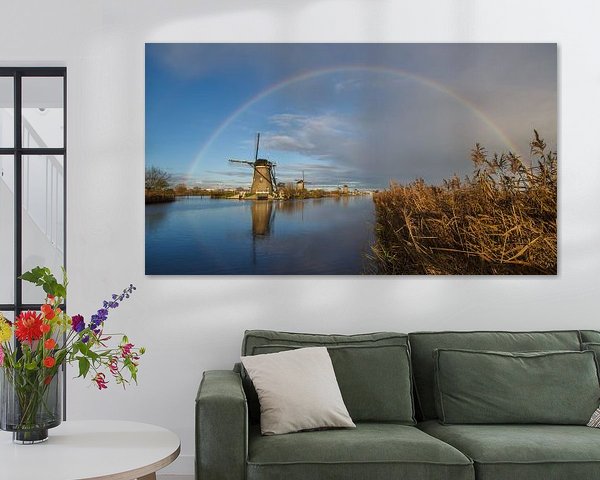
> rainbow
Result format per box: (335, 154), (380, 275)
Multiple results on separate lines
(187, 65), (521, 177)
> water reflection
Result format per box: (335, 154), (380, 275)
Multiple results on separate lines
(145, 196), (375, 275)
(251, 201), (274, 236)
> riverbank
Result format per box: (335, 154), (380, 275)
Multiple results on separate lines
(145, 190), (176, 204)
(145, 188), (372, 203)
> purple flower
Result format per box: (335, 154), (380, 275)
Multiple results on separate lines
(72, 314), (85, 333)
(88, 284), (136, 333)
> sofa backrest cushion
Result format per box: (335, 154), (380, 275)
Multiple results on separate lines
(254, 344), (415, 424)
(243, 330), (409, 355)
(582, 342), (600, 363)
(434, 349), (600, 424)
(409, 330), (582, 420)
(580, 331), (600, 343)
(241, 330), (409, 422)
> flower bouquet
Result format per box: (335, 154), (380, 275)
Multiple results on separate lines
(0, 267), (144, 443)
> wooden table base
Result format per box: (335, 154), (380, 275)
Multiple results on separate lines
(138, 474), (156, 480)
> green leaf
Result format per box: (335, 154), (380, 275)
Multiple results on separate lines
(78, 343), (90, 356)
(20, 266), (67, 298)
(54, 284), (67, 298)
(25, 362), (38, 370)
(78, 357), (90, 378)
(21, 266), (50, 283)
(55, 350), (67, 365)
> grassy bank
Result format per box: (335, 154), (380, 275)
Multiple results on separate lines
(370, 132), (557, 275)
(145, 189), (176, 204)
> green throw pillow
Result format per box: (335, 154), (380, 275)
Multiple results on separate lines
(253, 344), (416, 424)
(434, 349), (600, 425)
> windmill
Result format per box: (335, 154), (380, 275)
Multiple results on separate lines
(229, 133), (277, 199)
(294, 170), (313, 191)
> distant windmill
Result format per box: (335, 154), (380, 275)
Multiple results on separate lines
(294, 170), (313, 191)
(229, 133), (277, 199)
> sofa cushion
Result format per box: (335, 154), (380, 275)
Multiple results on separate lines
(242, 330), (409, 421)
(253, 344), (416, 424)
(247, 423), (474, 480)
(420, 420), (600, 480)
(241, 347), (355, 435)
(580, 330), (600, 343)
(243, 330), (409, 356)
(434, 349), (600, 424)
(583, 342), (600, 357)
(408, 330), (582, 420)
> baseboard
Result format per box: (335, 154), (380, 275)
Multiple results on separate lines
(157, 453), (194, 477)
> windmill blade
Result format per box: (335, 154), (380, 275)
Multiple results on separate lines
(229, 159), (255, 166)
(270, 164), (278, 192)
(254, 133), (260, 161)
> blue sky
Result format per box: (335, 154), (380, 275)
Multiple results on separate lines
(145, 44), (556, 190)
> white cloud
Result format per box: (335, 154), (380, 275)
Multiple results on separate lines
(263, 112), (357, 160)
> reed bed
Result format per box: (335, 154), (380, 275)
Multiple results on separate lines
(370, 132), (557, 275)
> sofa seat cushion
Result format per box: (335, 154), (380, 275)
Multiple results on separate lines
(419, 420), (600, 480)
(247, 423), (474, 480)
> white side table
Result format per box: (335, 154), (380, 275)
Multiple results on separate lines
(1, 420), (181, 480)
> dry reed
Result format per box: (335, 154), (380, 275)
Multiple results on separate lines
(370, 131), (557, 275)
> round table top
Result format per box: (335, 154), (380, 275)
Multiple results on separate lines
(1, 420), (181, 480)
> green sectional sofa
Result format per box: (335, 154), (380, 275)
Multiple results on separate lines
(196, 329), (600, 480)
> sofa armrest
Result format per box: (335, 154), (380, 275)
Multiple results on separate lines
(196, 370), (248, 480)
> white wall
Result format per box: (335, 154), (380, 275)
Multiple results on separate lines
(1, 0), (600, 475)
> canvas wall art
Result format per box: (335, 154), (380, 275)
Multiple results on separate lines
(145, 43), (557, 275)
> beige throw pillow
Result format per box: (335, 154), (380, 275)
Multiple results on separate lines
(241, 347), (356, 435)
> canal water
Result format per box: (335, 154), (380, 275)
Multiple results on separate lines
(145, 195), (375, 275)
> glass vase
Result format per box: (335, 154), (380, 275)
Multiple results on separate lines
(0, 365), (62, 444)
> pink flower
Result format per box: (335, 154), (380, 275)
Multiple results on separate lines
(93, 372), (108, 390)
(0, 345), (4, 366)
(108, 357), (119, 376)
(120, 343), (134, 358)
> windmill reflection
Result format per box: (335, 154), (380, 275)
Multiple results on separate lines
(251, 200), (275, 236)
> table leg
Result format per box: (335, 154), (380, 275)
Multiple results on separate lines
(137, 474), (156, 480)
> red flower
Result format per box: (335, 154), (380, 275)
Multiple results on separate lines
(43, 356), (56, 368)
(93, 372), (108, 390)
(44, 375), (54, 385)
(41, 304), (55, 320)
(15, 311), (44, 344)
(40, 323), (51, 334)
(44, 338), (57, 350)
